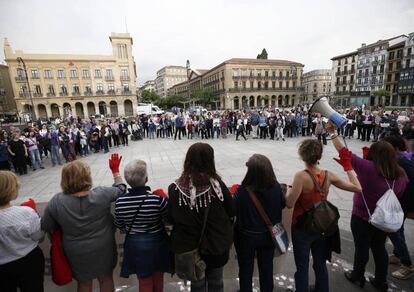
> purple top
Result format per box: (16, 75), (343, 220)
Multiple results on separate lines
(351, 154), (408, 221)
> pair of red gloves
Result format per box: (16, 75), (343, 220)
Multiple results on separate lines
(333, 147), (353, 171)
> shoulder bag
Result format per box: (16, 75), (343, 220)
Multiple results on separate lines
(174, 205), (210, 281)
(297, 170), (340, 236)
(246, 187), (289, 256)
(125, 192), (149, 236)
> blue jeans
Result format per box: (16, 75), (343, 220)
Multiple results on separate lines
(102, 137), (109, 153)
(50, 144), (61, 165)
(234, 229), (275, 292)
(29, 149), (43, 170)
(388, 219), (412, 266)
(292, 225), (329, 292)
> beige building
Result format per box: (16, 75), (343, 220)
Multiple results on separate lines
(0, 64), (17, 115)
(331, 51), (358, 107)
(302, 69), (331, 103)
(168, 58), (304, 109)
(3, 32), (138, 119)
(155, 66), (188, 97)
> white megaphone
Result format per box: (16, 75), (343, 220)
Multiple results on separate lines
(309, 96), (347, 128)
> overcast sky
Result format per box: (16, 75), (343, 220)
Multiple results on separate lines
(1, 0), (413, 84)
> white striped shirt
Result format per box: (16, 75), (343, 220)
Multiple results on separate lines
(0, 206), (44, 265)
(114, 187), (168, 234)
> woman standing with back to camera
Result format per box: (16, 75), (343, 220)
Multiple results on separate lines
(167, 143), (235, 292)
(234, 154), (285, 292)
(286, 138), (362, 292)
(326, 123), (408, 292)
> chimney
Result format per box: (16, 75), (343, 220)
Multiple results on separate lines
(361, 43), (366, 47)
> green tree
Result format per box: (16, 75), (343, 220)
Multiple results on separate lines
(372, 89), (390, 97)
(141, 90), (161, 104)
(192, 89), (215, 107)
(158, 95), (184, 109)
(257, 48), (268, 59)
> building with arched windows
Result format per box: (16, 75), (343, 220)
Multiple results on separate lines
(3, 33), (137, 120)
(168, 58), (305, 109)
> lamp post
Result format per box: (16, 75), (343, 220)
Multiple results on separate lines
(17, 57), (36, 121)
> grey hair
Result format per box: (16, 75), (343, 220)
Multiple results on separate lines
(124, 159), (148, 187)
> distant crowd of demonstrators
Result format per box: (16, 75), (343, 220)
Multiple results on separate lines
(1, 118), (414, 292)
(1, 105), (413, 175)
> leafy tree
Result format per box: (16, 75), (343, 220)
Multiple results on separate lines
(192, 89), (215, 107)
(372, 89), (390, 97)
(141, 90), (161, 104)
(158, 95), (184, 108)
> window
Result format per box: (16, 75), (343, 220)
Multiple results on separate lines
(31, 69), (39, 79)
(121, 69), (129, 77)
(48, 85), (54, 94)
(108, 84), (115, 92)
(358, 70), (362, 77)
(265, 71), (269, 77)
(373, 66), (377, 74)
(397, 50), (403, 59)
(123, 84), (130, 92)
(70, 69), (78, 78)
(44, 69), (53, 79)
(57, 70), (65, 78)
(34, 85), (41, 94)
(85, 84), (92, 93)
(389, 63), (393, 71)
(293, 81), (296, 88)
(72, 84), (80, 94)
(286, 81), (289, 89)
(397, 61), (402, 70)
(264, 81), (268, 89)
(407, 48), (412, 56)
(82, 69), (90, 78)
(242, 81), (246, 89)
(106, 69), (113, 78)
(257, 81), (261, 89)
(250, 81), (254, 88)
(279, 71), (283, 78)
(406, 59), (411, 68)
(272, 81), (276, 88)
(380, 64), (384, 73)
(95, 69), (102, 78)
(97, 83), (103, 92)
(60, 85), (67, 94)
(272, 71), (276, 77)
(364, 69), (369, 76)
(234, 81), (238, 88)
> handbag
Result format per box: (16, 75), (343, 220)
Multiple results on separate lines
(174, 205), (210, 281)
(246, 187), (289, 256)
(50, 228), (72, 286)
(360, 179), (404, 233)
(297, 170), (340, 236)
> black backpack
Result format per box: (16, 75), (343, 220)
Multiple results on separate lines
(297, 170), (340, 236)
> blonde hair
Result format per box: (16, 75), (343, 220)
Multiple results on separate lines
(0, 171), (20, 206)
(61, 160), (92, 194)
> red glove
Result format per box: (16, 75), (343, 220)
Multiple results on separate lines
(20, 198), (37, 212)
(362, 146), (370, 159)
(230, 184), (239, 196)
(153, 188), (168, 199)
(109, 153), (122, 174)
(333, 147), (353, 171)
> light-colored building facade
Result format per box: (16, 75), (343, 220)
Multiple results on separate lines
(140, 80), (156, 92)
(0, 64), (17, 115)
(155, 66), (187, 97)
(398, 32), (414, 106)
(302, 69), (331, 103)
(330, 51), (358, 107)
(386, 41), (405, 106)
(3, 32), (138, 119)
(354, 35), (407, 106)
(169, 58), (304, 109)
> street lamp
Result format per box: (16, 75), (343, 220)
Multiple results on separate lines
(17, 57), (36, 121)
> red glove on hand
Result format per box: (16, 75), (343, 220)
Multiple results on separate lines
(153, 188), (168, 199)
(333, 147), (353, 171)
(109, 153), (122, 174)
(20, 198), (37, 212)
(362, 146), (370, 160)
(230, 184), (239, 196)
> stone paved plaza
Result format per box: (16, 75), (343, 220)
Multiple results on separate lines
(14, 135), (414, 291)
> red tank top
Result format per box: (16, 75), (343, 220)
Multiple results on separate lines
(292, 170), (329, 225)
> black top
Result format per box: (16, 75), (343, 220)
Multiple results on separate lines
(397, 156), (414, 214)
(8, 139), (26, 156)
(167, 179), (235, 269)
(235, 184), (285, 234)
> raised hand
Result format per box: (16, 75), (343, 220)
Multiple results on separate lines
(362, 146), (370, 159)
(109, 153), (122, 174)
(333, 147), (353, 171)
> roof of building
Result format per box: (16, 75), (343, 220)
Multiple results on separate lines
(357, 34), (408, 51)
(388, 41), (406, 50)
(223, 58), (304, 67)
(331, 51), (358, 60)
(303, 69), (331, 77)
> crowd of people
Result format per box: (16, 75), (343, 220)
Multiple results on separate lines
(1, 105), (414, 174)
(1, 117), (413, 292)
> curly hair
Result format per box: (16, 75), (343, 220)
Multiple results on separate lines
(298, 139), (323, 165)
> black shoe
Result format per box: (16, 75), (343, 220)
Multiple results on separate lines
(368, 277), (388, 292)
(344, 271), (365, 288)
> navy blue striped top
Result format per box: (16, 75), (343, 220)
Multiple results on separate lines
(114, 186), (168, 234)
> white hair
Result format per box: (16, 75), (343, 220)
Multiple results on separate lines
(124, 159), (148, 187)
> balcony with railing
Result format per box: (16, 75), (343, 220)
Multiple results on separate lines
(15, 76), (27, 82)
(19, 91), (29, 98)
(59, 92), (68, 97)
(33, 92), (42, 97)
(107, 90), (115, 95)
(72, 91), (81, 96)
(84, 90), (93, 96)
(96, 90), (105, 95)
(122, 89), (131, 94)
(120, 76), (130, 81)
(105, 76), (114, 81)
(31, 76), (40, 80)
(47, 92), (56, 97)
(82, 75), (91, 79)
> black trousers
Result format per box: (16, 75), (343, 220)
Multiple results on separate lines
(236, 130), (247, 140)
(234, 230), (275, 292)
(0, 246), (45, 292)
(362, 125), (373, 141)
(350, 215), (388, 284)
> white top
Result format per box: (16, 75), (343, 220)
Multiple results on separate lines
(0, 206), (44, 265)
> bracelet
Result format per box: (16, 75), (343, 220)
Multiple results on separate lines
(113, 174), (121, 179)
